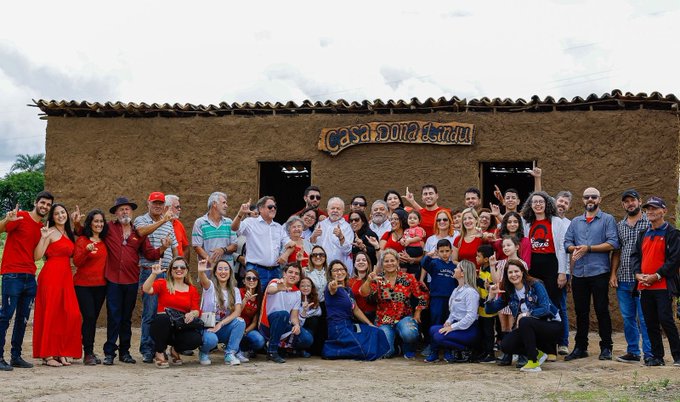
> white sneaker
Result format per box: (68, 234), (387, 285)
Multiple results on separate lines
(224, 352), (241, 366)
(199, 352), (211, 366)
(235, 351), (250, 363)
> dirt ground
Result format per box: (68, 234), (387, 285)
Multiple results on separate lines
(2, 328), (679, 402)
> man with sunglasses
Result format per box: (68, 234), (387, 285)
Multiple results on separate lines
(343, 195), (368, 222)
(233, 196), (291, 292)
(293, 185), (327, 218)
(564, 187), (619, 361)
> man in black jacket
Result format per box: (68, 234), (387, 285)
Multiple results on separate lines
(631, 196), (680, 366)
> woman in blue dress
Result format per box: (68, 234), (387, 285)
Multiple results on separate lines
(322, 260), (390, 361)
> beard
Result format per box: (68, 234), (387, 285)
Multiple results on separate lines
(585, 204), (598, 212)
(626, 207), (641, 217)
(372, 215), (386, 225)
(118, 215), (132, 224)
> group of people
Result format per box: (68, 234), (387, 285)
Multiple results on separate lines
(0, 168), (679, 371)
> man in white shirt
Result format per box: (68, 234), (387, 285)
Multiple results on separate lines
(369, 200), (391, 239)
(310, 197), (354, 274)
(232, 196), (290, 292)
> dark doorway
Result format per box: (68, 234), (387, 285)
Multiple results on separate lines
(480, 161), (536, 213)
(259, 161), (311, 224)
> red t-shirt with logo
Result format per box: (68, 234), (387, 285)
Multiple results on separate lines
(1, 211), (43, 275)
(529, 219), (556, 254)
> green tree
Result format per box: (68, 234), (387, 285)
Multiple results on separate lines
(0, 171), (44, 214)
(10, 153), (45, 173)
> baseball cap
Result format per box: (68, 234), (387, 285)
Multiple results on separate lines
(642, 196), (666, 209)
(621, 189), (640, 201)
(148, 192), (165, 202)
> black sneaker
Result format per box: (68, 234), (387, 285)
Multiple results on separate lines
(644, 357), (665, 366)
(516, 355), (528, 368)
(119, 354), (136, 364)
(616, 353), (640, 363)
(599, 348), (612, 361)
(103, 355), (115, 365)
(10, 356), (33, 368)
(455, 350), (471, 363)
(564, 348), (589, 361)
(266, 352), (286, 364)
(497, 353), (512, 366)
(478, 354), (497, 364)
(673, 359), (680, 367)
(0, 358), (14, 371)
(142, 354), (154, 364)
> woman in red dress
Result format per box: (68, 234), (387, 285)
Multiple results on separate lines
(33, 203), (82, 367)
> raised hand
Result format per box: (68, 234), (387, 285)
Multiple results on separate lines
(493, 185), (503, 204)
(366, 235), (379, 249)
(5, 203), (23, 222)
(529, 166), (542, 178)
(333, 224), (342, 239)
(244, 290), (258, 302)
(161, 234), (172, 248)
(86, 241), (99, 253)
(197, 259), (210, 273)
(488, 254), (497, 267)
(238, 199), (252, 217)
(490, 203), (501, 217)
(71, 205), (83, 224)
(276, 278), (289, 292)
(402, 186), (415, 203)
(151, 263), (166, 275)
(162, 207), (175, 222)
(40, 221), (53, 239)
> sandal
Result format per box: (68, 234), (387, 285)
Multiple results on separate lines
(42, 357), (63, 367)
(169, 348), (183, 366)
(56, 356), (72, 366)
(154, 353), (169, 369)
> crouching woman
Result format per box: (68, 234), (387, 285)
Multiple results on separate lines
(485, 259), (562, 372)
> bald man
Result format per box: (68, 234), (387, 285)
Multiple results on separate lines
(564, 187), (619, 362)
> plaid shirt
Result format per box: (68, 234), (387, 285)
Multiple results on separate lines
(616, 213), (650, 282)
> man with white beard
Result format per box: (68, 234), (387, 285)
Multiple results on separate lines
(101, 196), (171, 366)
(369, 200), (391, 239)
(311, 197), (354, 274)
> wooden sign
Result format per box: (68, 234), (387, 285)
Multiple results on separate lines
(318, 120), (475, 155)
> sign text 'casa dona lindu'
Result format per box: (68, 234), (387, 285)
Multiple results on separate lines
(318, 120), (475, 155)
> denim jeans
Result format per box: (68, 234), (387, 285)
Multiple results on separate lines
(0, 273), (37, 360)
(246, 263), (281, 293)
(379, 316), (419, 357)
(139, 268), (165, 358)
(241, 329), (266, 351)
(104, 281), (138, 357)
(262, 311), (313, 353)
(617, 281), (652, 358)
(201, 317), (246, 354)
(558, 280), (570, 347)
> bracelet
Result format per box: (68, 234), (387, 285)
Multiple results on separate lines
(587, 245), (592, 253)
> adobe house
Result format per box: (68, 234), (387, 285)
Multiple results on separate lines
(35, 89), (680, 226)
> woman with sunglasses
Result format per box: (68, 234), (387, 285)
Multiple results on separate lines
(323, 260), (390, 360)
(197, 259), (248, 366)
(349, 210), (379, 266)
(305, 245), (329, 354)
(142, 256), (201, 368)
(239, 269), (266, 357)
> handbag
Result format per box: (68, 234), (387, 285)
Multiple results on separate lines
(165, 307), (204, 330)
(200, 311), (216, 328)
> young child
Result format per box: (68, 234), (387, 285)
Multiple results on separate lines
(489, 235), (528, 366)
(420, 239), (458, 359)
(293, 277), (322, 357)
(474, 244), (497, 363)
(401, 210), (426, 275)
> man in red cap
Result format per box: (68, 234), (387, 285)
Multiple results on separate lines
(134, 192), (178, 363)
(632, 196), (680, 367)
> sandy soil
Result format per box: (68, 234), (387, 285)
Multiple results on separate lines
(2, 328), (679, 401)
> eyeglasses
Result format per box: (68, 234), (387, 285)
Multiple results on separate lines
(349, 218), (361, 223)
(331, 268), (345, 273)
(308, 195), (321, 200)
(172, 265), (187, 271)
(352, 202), (366, 207)
(583, 195), (599, 200)
(310, 253), (326, 258)
(174, 205), (182, 210)
(531, 200), (545, 205)
(216, 266), (231, 272)
(266, 205), (277, 210)
(436, 218), (449, 222)
(245, 276), (258, 281)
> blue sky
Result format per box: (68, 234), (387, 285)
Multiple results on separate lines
(1, 0), (678, 175)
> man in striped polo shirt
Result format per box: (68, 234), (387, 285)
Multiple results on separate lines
(192, 192), (238, 268)
(632, 196), (680, 367)
(134, 191), (178, 363)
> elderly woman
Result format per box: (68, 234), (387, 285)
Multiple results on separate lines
(197, 259), (248, 366)
(323, 260), (390, 360)
(425, 260), (479, 363)
(349, 210), (379, 266)
(278, 216), (313, 268)
(299, 207), (319, 240)
(359, 249), (429, 359)
(486, 259), (562, 372)
(142, 256), (201, 368)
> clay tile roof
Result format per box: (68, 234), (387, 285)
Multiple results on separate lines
(31, 89), (679, 118)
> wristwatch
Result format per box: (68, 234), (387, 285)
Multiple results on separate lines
(656, 273), (662, 281)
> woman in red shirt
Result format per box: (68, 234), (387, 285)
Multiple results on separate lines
(239, 269), (266, 357)
(348, 251), (377, 323)
(452, 208), (484, 268)
(73, 209), (109, 365)
(142, 256), (201, 368)
(380, 209), (408, 271)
